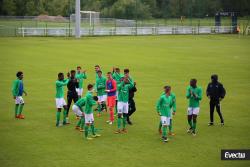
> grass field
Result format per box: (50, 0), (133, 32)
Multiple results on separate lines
(0, 35), (250, 167)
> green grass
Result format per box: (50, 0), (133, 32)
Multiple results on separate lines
(0, 35), (250, 167)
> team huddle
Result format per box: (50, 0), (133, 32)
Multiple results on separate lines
(12, 67), (226, 143)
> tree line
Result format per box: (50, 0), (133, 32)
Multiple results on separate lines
(0, 0), (249, 19)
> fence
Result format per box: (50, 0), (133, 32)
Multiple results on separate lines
(0, 16), (249, 37)
(16, 26), (235, 37)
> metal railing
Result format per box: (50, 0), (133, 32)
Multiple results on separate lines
(16, 26), (235, 37)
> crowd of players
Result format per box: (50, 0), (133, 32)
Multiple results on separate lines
(12, 66), (226, 142)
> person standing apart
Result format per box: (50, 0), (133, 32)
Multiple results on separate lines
(206, 74), (226, 126)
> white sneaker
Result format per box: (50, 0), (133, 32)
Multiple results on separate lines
(106, 120), (110, 123)
(187, 128), (192, 133)
(109, 121), (113, 125)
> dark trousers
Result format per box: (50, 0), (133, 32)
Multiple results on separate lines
(67, 92), (78, 116)
(128, 98), (136, 120)
(210, 100), (224, 123)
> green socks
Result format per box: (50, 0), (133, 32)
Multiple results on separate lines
(117, 117), (122, 129)
(188, 120), (193, 129)
(15, 105), (19, 116)
(18, 104), (24, 115)
(91, 124), (95, 135)
(56, 111), (60, 126)
(122, 115), (127, 129)
(98, 104), (102, 113)
(162, 126), (167, 138)
(169, 119), (172, 132)
(158, 121), (162, 131)
(76, 119), (81, 127)
(115, 101), (118, 114)
(193, 122), (197, 131)
(80, 117), (85, 129)
(84, 125), (89, 137)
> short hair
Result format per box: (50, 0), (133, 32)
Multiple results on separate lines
(211, 74), (218, 80)
(97, 70), (102, 74)
(107, 72), (112, 75)
(93, 96), (98, 101)
(87, 84), (93, 90)
(116, 68), (120, 71)
(164, 85), (171, 89)
(190, 78), (197, 84)
(71, 70), (76, 74)
(58, 72), (63, 78)
(77, 66), (81, 69)
(164, 85), (171, 91)
(16, 71), (23, 78)
(124, 69), (129, 73)
(95, 65), (100, 68)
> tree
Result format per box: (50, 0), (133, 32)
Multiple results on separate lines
(109, 0), (151, 19)
(2, 0), (16, 15)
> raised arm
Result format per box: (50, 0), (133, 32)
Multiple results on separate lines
(186, 87), (191, 99)
(56, 79), (69, 87)
(197, 88), (202, 101)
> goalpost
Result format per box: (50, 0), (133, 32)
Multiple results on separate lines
(75, 0), (100, 38)
(80, 11), (100, 27)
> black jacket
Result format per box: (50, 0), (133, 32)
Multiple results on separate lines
(206, 81), (226, 101)
(129, 85), (137, 100)
(67, 77), (78, 95)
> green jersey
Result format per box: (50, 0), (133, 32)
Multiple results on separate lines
(112, 72), (123, 84)
(117, 80), (134, 102)
(95, 70), (104, 80)
(160, 92), (176, 112)
(156, 94), (174, 117)
(76, 72), (87, 89)
(75, 97), (86, 111)
(12, 79), (24, 96)
(186, 86), (202, 108)
(96, 76), (107, 96)
(84, 91), (96, 114)
(55, 79), (69, 98)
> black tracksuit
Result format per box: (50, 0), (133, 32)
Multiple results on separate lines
(66, 77), (79, 115)
(127, 85), (137, 121)
(206, 81), (226, 123)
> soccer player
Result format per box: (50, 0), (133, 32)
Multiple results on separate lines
(115, 77), (134, 134)
(96, 70), (107, 117)
(206, 74), (226, 126)
(112, 67), (123, 114)
(12, 71), (27, 119)
(84, 84), (101, 140)
(112, 67), (123, 85)
(55, 72), (69, 127)
(66, 70), (79, 123)
(186, 79), (202, 136)
(105, 72), (117, 125)
(94, 65), (101, 79)
(127, 81), (137, 125)
(75, 66), (87, 98)
(72, 97), (86, 132)
(156, 86), (174, 142)
(158, 86), (176, 136)
(124, 68), (134, 84)
(73, 96), (99, 132)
